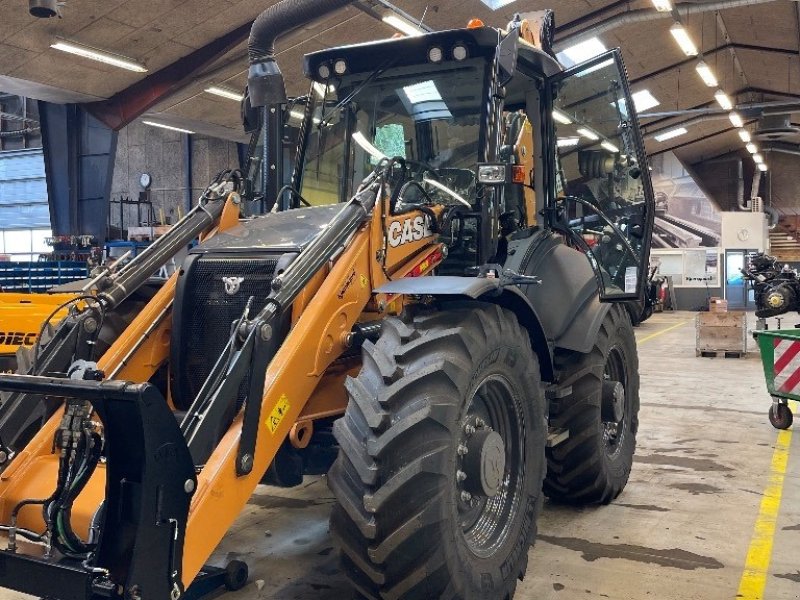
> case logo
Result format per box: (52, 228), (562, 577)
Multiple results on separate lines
(388, 215), (432, 248)
(222, 276), (244, 295)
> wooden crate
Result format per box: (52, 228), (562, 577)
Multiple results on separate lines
(696, 311), (746, 356)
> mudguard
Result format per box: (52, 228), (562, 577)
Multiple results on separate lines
(375, 276), (554, 382)
(504, 231), (610, 355)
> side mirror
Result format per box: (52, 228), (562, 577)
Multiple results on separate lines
(241, 87), (262, 134)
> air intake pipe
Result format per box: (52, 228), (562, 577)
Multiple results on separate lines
(247, 0), (355, 107)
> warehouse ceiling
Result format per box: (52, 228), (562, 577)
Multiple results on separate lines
(1, 0), (800, 213)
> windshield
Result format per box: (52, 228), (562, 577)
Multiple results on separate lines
(295, 58), (488, 206)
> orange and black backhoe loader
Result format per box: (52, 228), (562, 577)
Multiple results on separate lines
(0, 3), (654, 599)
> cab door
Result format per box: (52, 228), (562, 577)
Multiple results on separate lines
(549, 50), (655, 301)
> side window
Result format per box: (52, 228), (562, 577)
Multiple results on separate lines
(297, 106), (349, 206)
(552, 51), (654, 301)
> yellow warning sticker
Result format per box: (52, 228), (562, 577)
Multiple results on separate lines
(359, 274), (369, 289)
(266, 394), (291, 434)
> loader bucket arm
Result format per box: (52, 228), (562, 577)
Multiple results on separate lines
(0, 184), (236, 462)
(0, 177), (383, 598)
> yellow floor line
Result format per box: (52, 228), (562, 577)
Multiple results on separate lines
(736, 405), (795, 600)
(637, 319), (692, 344)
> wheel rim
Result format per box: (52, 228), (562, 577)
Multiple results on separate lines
(456, 375), (525, 558)
(602, 346), (628, 459)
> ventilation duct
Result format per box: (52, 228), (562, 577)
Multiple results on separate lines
(754, 115), (800, 143)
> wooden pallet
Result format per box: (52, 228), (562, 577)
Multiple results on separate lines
(696, 349), (746, 359)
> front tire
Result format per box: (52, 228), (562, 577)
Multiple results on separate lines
(328, 303), (546, 600)
(544, 305), (639, 504)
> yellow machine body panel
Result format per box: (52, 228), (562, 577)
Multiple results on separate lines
(0, 293), (76, 358)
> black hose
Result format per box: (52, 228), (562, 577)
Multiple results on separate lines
(247, 0), (355, 106)
(248, 0), (354, 62)
(50, 430), (103, 557)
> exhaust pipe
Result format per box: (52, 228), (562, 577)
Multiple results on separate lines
(247, 0), (355, 107)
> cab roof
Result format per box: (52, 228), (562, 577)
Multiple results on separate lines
(303, 26), (561, 84)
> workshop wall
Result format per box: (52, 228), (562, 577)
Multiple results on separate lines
(109, 122), (239, 235)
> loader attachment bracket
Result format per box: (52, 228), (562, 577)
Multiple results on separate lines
(0, 375), (196, 600)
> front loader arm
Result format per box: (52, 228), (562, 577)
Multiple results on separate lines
(0, 182), (238, 462)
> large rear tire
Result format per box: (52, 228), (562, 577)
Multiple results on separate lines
(544, 305), (639, 504)
(328, 303), (546, 600)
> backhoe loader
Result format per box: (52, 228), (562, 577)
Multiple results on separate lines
(0, 2), (654, 599)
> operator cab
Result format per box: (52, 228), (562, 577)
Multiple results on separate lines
(245, 21), (654, 301)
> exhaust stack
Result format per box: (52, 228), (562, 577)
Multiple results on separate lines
(247, 0), (355, 107)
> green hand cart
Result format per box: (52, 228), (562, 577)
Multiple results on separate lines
(754, 329), (800, 429)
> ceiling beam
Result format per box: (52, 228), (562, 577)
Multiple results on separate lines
(639, 87), (800, 130)
(629, 43), (798, 86)
(83, 21), (253, 131)
(715, 10), (750, 90)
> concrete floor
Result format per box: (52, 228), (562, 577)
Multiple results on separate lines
(3, 310), (800, 599)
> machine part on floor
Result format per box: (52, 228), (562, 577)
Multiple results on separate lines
(328, 303), (546, 599)
(544, 305), (640, 504)
(0, 3), (655, 599)
(743, 252), (800, 318)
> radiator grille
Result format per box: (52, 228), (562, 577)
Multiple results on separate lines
(173, 255), (278, 409)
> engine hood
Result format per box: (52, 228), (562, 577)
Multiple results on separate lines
(191, 204), (343, 254)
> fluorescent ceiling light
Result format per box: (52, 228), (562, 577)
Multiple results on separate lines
(577, 127), (600, 141)
(403, 80), (443, 104)
(729, 112), (744, 128)
(204, 86), (243, 102)
(383, 14), (423, 37)
(670, 22), (698, 56)
(51, 40), (147, 72)
(601, 140), (619, 153)
(714, 90), (733, 110)
(758, 163), (768, 172)
(695, 61), (718, 87)
(739, 130), (751, 143)
(557, 137), (580, 147)
(753, 153), (764, 163)
(352, 131), (387, 160)
(142, 121), (194, 134)
(553, 110), (572, 124)
(746, 142), (758, 154)
(651, 0), (672, 11)
(480, 0), (516, 8)
(556, 37), (607, 68)
(653, 127), (688, 142)
(631, 90), (660, 112)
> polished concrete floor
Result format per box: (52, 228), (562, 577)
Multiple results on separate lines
(3, 311), (800, 599)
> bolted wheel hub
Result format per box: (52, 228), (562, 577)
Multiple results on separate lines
(462, 429), (506, 497)
(601, 380), (625, 423)
(767, 291), (786, 308)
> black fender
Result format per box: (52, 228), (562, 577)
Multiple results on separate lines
(375, 276), (555, 382)
(504, 231), (610, 355)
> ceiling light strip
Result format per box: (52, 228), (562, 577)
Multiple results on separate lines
(51, 40), (147, 72)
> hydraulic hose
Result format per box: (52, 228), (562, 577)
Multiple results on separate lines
(247, 0), (355, 106)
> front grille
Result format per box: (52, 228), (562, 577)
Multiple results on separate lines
(172, 254), (279, 410)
